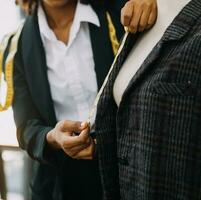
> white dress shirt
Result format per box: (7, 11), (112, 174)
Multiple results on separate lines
(113, 0), (191, 106)
(38, 1), (100, 123)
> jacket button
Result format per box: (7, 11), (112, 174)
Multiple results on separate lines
(118, 157), (129, 166)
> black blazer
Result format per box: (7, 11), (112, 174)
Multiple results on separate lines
(95, 0), (201, 199)
(11, 2), (125, 200)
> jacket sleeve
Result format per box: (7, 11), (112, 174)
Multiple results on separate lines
(12, 40), (59, 165)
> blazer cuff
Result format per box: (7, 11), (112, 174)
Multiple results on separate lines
(36, 127), (60, 166)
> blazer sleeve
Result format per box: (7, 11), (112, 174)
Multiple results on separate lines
(12, 40), (59, 165)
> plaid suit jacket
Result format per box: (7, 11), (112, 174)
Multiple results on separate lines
(95, 0), (201, 199)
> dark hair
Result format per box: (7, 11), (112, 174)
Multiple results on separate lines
(28, 0), (103, 14)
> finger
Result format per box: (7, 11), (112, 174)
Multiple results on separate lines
(129, 6), (143, 33)
(147, 6), (157, 29)
(80, 121), (90, 130)
(62, 127), (90, 149)
(73, 152), (94, 160)
(69, 140), (91, 152)
(138, 7), (151, 32)
(94, 139), (97, 145)
(121, 1), (134, 27)
(78, 126), (91, 143)
(59, 120), (82, 133)
(75, 156), (93, 160)
(65, 142), (91, 157)
(73, 140), (95, 159)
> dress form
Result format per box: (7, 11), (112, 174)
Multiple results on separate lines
(113, 0), (191, 106)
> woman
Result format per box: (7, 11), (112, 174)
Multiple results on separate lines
(2, 0), (157, 199)
(95, 0), (201, 199)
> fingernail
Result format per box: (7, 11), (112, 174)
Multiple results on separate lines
(81, 122), (86, 127)
(124, 26), (129, 32)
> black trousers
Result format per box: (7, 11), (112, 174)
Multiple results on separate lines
(61, 156), (102, 200)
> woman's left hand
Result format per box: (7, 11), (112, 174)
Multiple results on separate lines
(73, 138), (96, 160)
(121, 0), (158, 33)
(72, 122), (96, 160)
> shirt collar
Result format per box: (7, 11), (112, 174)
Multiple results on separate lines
(37, 1), (100, 43)
(75, 1), (100, 28)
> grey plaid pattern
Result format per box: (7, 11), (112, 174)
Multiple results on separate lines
(95, 0), (201, 199)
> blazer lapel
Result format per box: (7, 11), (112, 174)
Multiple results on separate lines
(89, 5), (125, 90)
(21, 14), (56, 125)
(121, 0), (201, 102)
(89, 8), (115, 90)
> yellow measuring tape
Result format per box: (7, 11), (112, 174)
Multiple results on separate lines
(0, 25), (23, 111)
(106, 12), (120, 56)
(0, 33), (15, 111)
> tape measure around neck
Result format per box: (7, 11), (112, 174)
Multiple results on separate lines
(0, 25), (23, 111)
(106, 12), (119, 56)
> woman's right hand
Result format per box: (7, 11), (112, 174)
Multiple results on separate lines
(46, 120), (92, 159)
(121, 0), (158, 33)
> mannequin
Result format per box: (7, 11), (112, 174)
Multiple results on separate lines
(113, 0), (191, 106)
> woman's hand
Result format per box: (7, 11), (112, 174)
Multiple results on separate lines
(46, 120), (95, 159)
(15, 0), (29, 14)
(121, 0), (158, 33)
(71, 125), (96, 160)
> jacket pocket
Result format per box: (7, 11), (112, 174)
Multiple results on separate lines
(151, 81), (200, 96)
(137, 81), (200, 134)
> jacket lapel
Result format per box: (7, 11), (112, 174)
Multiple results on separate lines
(21, 14), (56, 125)
(121, 0), (201, 102)
(89, 8), (115, 90)
(89, 5), (124, 89)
